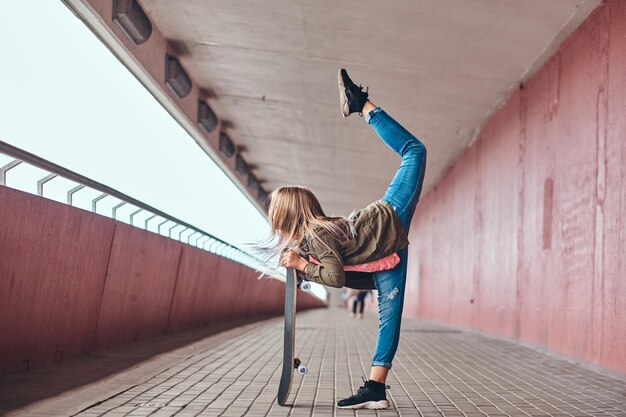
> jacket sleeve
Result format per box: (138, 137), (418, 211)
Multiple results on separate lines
(303, 230), (345, 288)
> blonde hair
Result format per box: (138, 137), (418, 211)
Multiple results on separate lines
(247, 186), (356, 277)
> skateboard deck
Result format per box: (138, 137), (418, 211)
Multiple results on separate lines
(277, 268), (308, 406)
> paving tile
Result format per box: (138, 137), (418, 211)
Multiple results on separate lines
(3, 308), (626, 416)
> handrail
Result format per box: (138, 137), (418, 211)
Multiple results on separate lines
(1, 140), (237, 250)
(0, 139), (283, 281)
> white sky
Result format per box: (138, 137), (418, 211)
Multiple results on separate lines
(0, 0), (271, 248)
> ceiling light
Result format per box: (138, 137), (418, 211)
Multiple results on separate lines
(197, 100), (217, 132)
(235, 155), (249, 177)
(112, 0), (152, 45)
(247, 174), (259, 194)
(165, 54), (191, 98)
(219, 132), (235, 158)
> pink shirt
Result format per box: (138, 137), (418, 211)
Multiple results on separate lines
(308, 252), (400, 273)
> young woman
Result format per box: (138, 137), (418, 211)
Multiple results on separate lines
(259, 69), (427, 410)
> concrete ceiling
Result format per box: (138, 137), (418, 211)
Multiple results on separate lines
(140, 0), (599, 216)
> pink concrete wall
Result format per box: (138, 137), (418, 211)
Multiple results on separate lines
(406, 0), (626, 375)
(0, 186), (114, 373)
(95, 223), (182, 349)
(0, 186), (325, 376)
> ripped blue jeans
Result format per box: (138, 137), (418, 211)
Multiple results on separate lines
(365, 107), (427, 368)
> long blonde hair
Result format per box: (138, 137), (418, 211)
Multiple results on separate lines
(248, 186), (356, 277)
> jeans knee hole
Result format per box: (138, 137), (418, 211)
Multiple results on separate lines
(385, 287), (399, 301)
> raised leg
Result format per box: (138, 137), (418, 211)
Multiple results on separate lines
(365, 104), (427, 232)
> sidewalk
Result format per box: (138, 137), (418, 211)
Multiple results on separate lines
(1, 308), (624, 417)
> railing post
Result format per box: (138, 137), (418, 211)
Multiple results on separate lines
(144, 214), (158, 230)
(129, 208), (143, 226)
(37, 173), (57, 196)
(112, 201), (127, 220)
(92, 193), (108, 213)
(0, 160), (22, 186)
(67, 185), (85, 206)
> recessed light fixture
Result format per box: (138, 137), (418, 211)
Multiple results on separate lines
(219, 132), (235, 158)
(235, 155), (249, 177)
(197, 100), (217, 132)
(247, 174), (260, 194)
(165, 54), (191, 98)
(112, 0), (152, 45)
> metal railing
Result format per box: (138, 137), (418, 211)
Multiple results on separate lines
(0, 139), (283, 280)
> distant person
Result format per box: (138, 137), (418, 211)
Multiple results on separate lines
(256, 69), (427, 410)
(350, 289), (371, 319)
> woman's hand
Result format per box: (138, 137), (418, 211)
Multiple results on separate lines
(281, 249), (308, 272)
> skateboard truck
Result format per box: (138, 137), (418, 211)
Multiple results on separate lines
(298, 280), (312, 291)
(296, 276), (312, 292)
(294, 357), (308, 375)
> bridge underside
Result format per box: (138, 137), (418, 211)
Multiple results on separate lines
(67, 0), (600, 215)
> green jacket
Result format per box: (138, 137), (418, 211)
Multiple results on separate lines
(299, 199), (409, 289)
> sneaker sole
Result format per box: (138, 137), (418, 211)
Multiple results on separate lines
(336, 400), (390, 410)
(338, 69), (350, 118)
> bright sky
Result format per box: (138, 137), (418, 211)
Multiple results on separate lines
(0, 0), (271, 248)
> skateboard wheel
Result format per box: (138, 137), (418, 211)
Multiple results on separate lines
(294, 357), (301, 368)
(297, 364), (308, 375)
(300, 281), (311, 291)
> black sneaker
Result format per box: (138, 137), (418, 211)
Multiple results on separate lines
(336, 378), (390, 409)
(338, 69), (369, 117)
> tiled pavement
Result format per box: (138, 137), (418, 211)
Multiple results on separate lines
(1, 308), (625, 417)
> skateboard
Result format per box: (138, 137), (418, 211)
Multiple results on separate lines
(277, 268), (310, 406)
